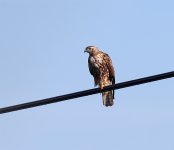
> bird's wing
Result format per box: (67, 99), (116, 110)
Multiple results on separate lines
(103, 53), (115, 84)
(102, 52), (115, 99)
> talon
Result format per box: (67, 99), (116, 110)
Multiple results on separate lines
(100, 85), (104, 93)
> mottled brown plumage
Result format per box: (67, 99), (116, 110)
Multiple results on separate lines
(84, 46), (115, 106)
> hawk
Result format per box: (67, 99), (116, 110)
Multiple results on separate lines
(84, 46), (115, 106)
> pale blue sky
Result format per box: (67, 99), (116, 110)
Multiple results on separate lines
(0, 0), (174, 150)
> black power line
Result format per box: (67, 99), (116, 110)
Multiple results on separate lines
(0, 71), (174, 114)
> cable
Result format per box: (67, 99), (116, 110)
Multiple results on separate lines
(0, 71), (174, 114)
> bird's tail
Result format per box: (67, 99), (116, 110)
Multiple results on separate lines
(102, 90), (114, 107)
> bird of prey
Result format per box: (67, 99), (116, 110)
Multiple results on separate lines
(84, 46), (115, 106)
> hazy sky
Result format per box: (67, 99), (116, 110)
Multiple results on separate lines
(0, 0), (174, 150)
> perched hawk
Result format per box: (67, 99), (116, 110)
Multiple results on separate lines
(84, 46), (115, 106)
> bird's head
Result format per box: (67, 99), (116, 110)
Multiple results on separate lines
(84, 46), (99, 55)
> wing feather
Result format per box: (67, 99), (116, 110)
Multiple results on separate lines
(102, 52), (115, 98)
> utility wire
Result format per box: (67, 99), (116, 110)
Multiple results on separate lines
(0, 71), (174, 114)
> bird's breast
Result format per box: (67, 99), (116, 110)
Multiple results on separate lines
(89, 56), (99, 68)
(89, 56), (95, 63)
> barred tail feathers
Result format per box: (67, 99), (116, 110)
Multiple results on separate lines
(102, 91), (114, 107)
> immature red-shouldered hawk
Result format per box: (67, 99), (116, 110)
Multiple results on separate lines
(84, 46), (115, 106)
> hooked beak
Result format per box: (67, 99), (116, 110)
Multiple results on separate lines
(84, 49), (87, 53)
